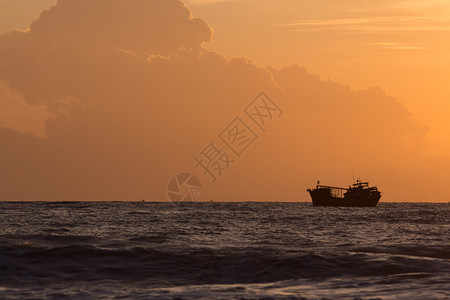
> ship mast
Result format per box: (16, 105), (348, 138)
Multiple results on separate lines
(352, 167), (355, 184)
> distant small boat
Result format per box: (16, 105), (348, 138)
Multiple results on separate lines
(307, 179), (381, 207)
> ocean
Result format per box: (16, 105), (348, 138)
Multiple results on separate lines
(0, 202), (448, 299)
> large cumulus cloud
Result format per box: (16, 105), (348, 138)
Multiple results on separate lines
(0, 0), (212, 104)
(0, 0), (438, 201)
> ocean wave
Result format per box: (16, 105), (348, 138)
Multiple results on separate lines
(353, 245), (450, 260)
(1, 245), (448, 287)
(0, 202), (448, 299)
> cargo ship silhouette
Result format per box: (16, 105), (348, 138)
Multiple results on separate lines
(307, 179), (381, 207)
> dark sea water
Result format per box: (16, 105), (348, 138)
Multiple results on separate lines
(0, 202), (448, 299)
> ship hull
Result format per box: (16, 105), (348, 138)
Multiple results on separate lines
(309, 191), (381, 207)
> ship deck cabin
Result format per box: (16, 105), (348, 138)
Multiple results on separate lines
(314, 180), (378, 199)
(350, 180), (379, 192)
(352, 180), (369, 188)
(315, 185), (347, 198)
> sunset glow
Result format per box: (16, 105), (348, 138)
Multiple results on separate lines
(1, 2), (449, 299)
(1, 0), (450, 202)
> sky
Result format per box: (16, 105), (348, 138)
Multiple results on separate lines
(0, 0), (449, 202)
(184, 0), (450, 155)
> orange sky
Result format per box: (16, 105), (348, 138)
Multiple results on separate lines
(185, 0), (450, 156)
(0, 0), (449, 202)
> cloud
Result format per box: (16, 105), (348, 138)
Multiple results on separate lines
(0, 82), (47, 137)
(0, 0), (212, 104)
(0, 0), (439, 201)
(281, 16), (450, 33)
(30, 0), (212, 55)
(186, 0), (234, 4)
(370, 42), (428, 50)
